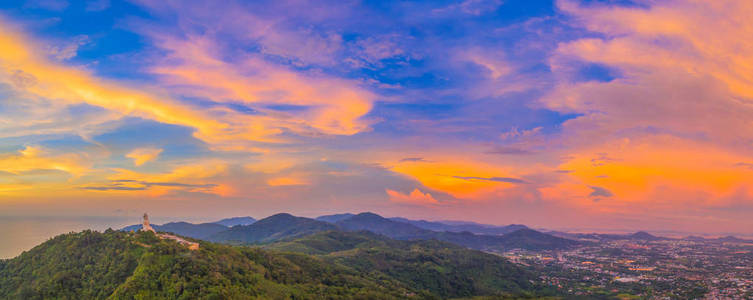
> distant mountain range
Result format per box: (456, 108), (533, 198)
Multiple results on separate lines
(315, 213), (355, 223)
(121, 221), (228, 239)
(212, 216), (256, 227)
(548, 230), (671, 241)
(318, 214), (528, 236)
(335, 212), (433, 239)
(207, 213), (338, 244)
(548, 230), (753, 243)
(388, 217), (528, 235)
(332, 212), (584, 251)
(121, 213), (753, 250)
(122, 212), (585, 251)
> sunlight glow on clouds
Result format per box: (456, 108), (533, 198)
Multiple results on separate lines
(0, 146), (89, 178)
(386, 188), (440, 206)
(0, 21), (228, 144)
(151, 36), (374, 141)
(126, 148), (162, 166)
(390, 158), (526, 200)
(1, 0), (753, 233)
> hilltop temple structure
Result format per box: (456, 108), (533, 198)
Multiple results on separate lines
(138, 212), (199, 250)
(141, 213), (156, 233)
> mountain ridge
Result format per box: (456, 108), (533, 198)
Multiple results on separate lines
(334, 212), (583, 251)
(213, 216), (256, 227)
(121, 212), (585, 251)
(207, 213), (338, 244)
(389, 216), (529, 235)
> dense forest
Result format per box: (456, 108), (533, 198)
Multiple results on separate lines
(0, 229), (559, 299)
(266, 231), (549, 297)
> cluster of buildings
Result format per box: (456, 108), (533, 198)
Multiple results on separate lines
(502, 236), (753, 299)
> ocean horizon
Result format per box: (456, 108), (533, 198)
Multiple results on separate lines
(0, 215), (136, 259)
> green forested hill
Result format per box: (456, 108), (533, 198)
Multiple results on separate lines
(0, 230), (556, 299)
(0, 230), (146, 299)
(266, 231), (550, 298)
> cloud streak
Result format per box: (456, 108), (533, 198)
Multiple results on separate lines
(451, 175), (528, 184)
(386, 188), (440, 205)
(82, 179), (217, 191)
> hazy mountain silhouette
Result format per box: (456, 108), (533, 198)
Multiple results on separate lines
(389, 217), (528, 235)
(212, 216), (256, 227)
(334, 212), (582, 251)
(315, 213), (355, 223)
(207, 213), (337, 244)
(122, 212), (583, 251)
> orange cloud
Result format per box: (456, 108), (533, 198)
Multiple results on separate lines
(386, 188), (440, 205)
(531, 0), (753, 214)
(560, 136), (753, 204)
(549, 0), (753, 149)
(0, 22), (233, 143)
(99, 161), (229, 197)
(267, 176), (308, 186)
(126, 148), (163, 166)
(390, 158), (525, 199)
(0, 146), (95, 197)
(0, 20), (374, 152)
(151, 35), (374, 139)
(0, 146), (89, 177)
(557, 0), (753, 103)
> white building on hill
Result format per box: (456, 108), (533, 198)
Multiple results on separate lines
(141, 213), (156, 233)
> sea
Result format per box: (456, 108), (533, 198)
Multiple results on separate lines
(0, 215), (135, 259)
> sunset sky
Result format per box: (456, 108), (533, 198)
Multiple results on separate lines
(1, 0), (753, 234)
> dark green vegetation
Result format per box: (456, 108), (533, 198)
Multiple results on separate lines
(0, 229), (557, 299)
(155, 222), (229, 239)
(0, 230), (144, 299)
(122, 222), (228, 239)
(266, 231), (551, 298)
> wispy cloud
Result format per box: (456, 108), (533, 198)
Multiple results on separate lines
(486, 146), (534, 155)
(399, 157), (428, 162)
(0, 146), (89, 177)
(81, 179), (217, 191)
(588, 185), (613, 198)
(149, 35), (374, 142)
(126, 148), (163, 166)
(452, 175), (527, 184)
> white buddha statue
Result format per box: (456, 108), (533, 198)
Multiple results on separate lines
(141, 213), (155, 233)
